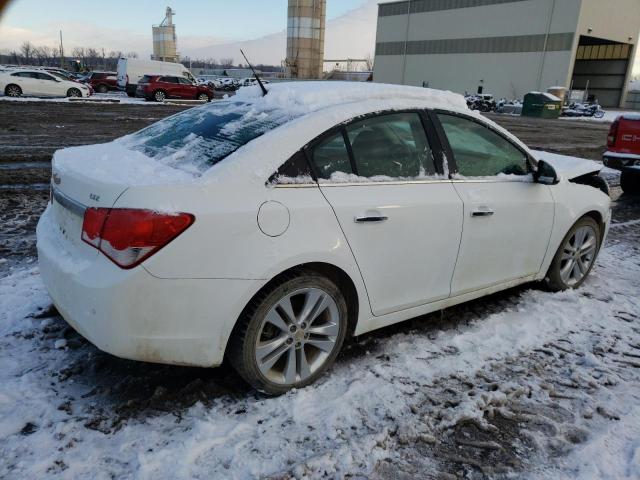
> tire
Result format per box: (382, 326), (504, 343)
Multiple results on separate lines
(545, 216), (601, 291)
(5, 84), (22, 97)
(621, 171), (640, 195)
(197, 93), (210, 102)
(66, 88), (81, 98)
(96, 84), (109, 94)
(126, 90), (136, 98)
(153, 90), (166, 102)
(228, 273), (348, 395)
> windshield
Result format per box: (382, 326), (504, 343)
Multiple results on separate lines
(124, 100), (303, 175)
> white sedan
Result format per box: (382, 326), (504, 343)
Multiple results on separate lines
(37, 82), (611, 394)
(0, 69), (91, 98)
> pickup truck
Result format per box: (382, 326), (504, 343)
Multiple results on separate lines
(604, 114), (640, 194)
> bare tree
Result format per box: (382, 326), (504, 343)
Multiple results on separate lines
(364, 53), (374, 71)
(20, 41), (33, 64)
(220, 57), (234, 67)
(126, 51), (138, 59)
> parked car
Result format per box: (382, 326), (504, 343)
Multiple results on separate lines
(0, 69), (91, 98)
(241, 77), (270, 87)
(603, 114), (640, 194)
(135, 75), (213, 102)
(84, 71), (118, 93)
(117, 58), (195, 97)
(38, 82), (610, 395)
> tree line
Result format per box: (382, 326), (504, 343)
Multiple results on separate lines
(1, 41), (284, 73)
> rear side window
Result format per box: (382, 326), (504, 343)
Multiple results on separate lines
(437, 114), (528, 177)
(346, 112), (435, 178)
(270, 150), (313, 184)
(312, 132), (353, 180)
(140, 75), (153, 83)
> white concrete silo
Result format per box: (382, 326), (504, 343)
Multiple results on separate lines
(152, 7), (179, 63)
(286, 0), (326, 79)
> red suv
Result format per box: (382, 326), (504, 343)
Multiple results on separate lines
(86, 71), (118, 93)
(604, 114), (640, 194)
(136, 75), (213, 102)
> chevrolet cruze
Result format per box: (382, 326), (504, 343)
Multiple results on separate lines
(37, 82), (611, 394)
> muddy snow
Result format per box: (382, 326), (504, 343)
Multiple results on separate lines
(1, 101), (639, 479)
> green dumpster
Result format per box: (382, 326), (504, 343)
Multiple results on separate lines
(521, 92), (562, 119)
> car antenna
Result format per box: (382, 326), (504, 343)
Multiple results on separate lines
(240, 49), (268, 96)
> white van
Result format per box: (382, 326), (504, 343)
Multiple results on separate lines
(117, 58), (195, 97)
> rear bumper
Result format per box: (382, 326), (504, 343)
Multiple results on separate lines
(36, 206), (259, 367)
(603, 152), (640, 172)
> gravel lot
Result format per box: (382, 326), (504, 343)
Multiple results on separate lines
(0, 100), (639, 479)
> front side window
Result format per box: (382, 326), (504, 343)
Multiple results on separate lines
(312, 132), (353, 180)
(437, 114), (528, 177)
(160, 77), (178, 84)
(178, 77), (192, 85)
(36, 72), (55, 81)
(346, 112), (435, 178)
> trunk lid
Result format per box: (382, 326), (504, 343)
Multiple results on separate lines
(50, 141), (194, 254)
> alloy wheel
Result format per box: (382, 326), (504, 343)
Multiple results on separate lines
(67, 88), (81, 97)
(154, 91), (166, 102)
(6, 85), (21, 97)
(559, 225), (597, 286)
(255, 287), (340, 386)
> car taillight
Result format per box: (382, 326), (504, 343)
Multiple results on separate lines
(81, 208), (194, 269)
(608, 117), (620, 147)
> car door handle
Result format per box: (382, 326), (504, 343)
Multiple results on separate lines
(471, 207), (494, 218)
(355, 215), (388, 223)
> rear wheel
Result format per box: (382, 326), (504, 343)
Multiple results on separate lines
(545, 216), (601, 291)
(153, 90), (166, 102)
(621, 171), (640, 195)
(228, 273), (348, 395)
(5, 84), (22, 97)
(66, 88), (81, 98)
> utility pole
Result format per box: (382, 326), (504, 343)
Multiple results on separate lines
(59, 30), (64, 68)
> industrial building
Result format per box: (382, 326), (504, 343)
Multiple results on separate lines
(286, 0), (326, 79)
(152, 7), (179, 63)
(373, 0), (640, 107)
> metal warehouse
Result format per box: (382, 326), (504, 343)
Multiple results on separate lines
(373, 0), (640, 107)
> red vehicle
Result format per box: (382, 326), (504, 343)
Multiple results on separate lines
(85, 71), (118, 93)
(604, 114), (640, 194)
(136, 75), (213, 102)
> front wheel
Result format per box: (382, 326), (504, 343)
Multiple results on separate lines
(96, 84), (109, 94)
(621, 171), (640, 195)
(67, 88), (81, 98)
(197, 93), (210, 102)
(545, 216), (601, 291)
(228, 273), (348, 395)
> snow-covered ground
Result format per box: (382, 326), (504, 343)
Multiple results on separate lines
(1, 166), (639, 479)
(0, 92), (160, 105)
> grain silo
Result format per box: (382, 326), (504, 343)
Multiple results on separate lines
(286, 0), (326, 79)
(152, 7), (179, 63)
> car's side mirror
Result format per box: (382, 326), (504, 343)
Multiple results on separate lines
(534, 159), (559, 185)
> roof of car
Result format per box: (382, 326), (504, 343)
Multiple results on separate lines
(228, 81), (468, 116)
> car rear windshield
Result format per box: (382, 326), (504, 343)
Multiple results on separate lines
(124, 100), (303, 175)
(139, 75), (154, 83)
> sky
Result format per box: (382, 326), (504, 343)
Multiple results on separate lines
(0, 0), (370, 61)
